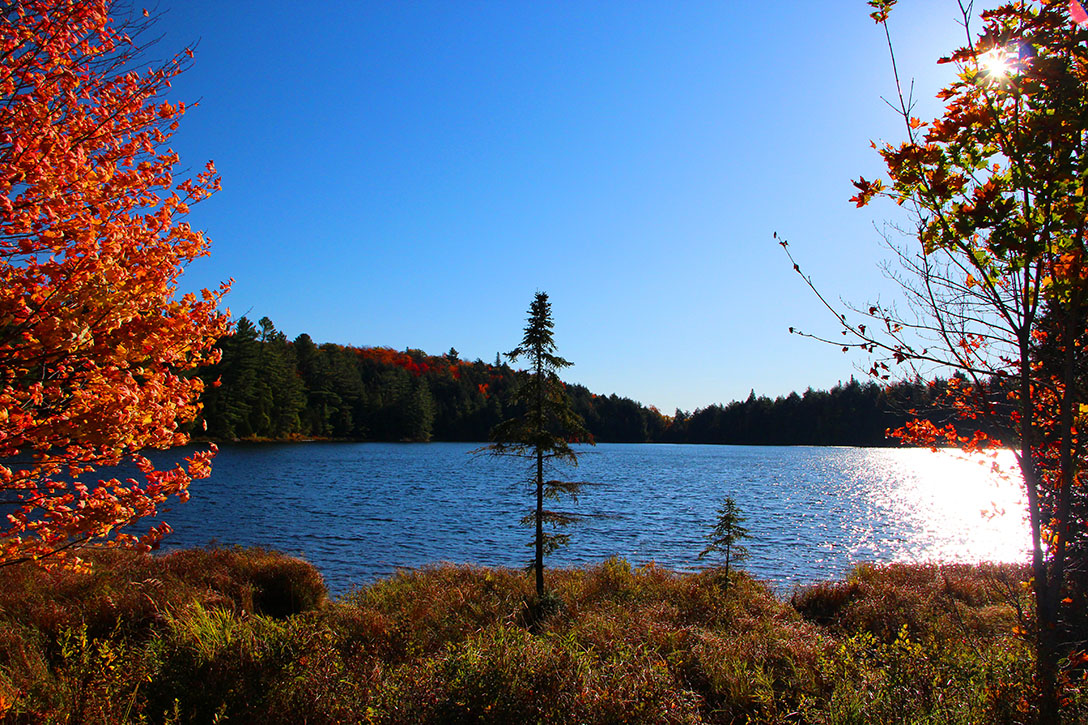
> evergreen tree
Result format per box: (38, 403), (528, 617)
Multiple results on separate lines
(270, 319), (308, 435)
(197, 316), (981, 446)
(404, 378), (435, 441)
(483, 292), (592, 597)
(698, 496), (750, 593)
(254, 317), (306, 438)
(200, 317), (261, 438)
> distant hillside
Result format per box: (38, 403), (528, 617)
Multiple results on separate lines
(195, 316), (978, 445)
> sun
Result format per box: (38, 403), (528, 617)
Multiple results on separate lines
(978, 48), (1013, 80)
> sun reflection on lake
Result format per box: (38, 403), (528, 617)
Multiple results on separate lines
(843, 448), (1029, 565)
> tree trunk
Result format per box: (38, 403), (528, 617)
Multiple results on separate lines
(1019, 326), (1062, 722)
(723, 542), (731, 595)
(1034, 305), (1082, 724)
(534, 349), (545, 597)
(535, 447), (544, 597)
(1036, 625), (1060, 724)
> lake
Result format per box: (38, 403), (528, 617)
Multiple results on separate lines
(142, 442), (1029, 596)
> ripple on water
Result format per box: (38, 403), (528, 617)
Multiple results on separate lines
(131, 442), (1032, 596)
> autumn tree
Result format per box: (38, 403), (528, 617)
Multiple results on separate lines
(0, 1), (229, 567)
(783, 0), (1088, 717)
(482, 292), (592, 597)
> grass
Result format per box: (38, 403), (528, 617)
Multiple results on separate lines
(0, 548), (1082, 723)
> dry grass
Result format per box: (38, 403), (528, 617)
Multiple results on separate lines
(791, 561), (1029, 642)
(0, 551), (1079, 723)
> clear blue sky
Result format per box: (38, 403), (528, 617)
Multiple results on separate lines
(153, 1), (972, 413)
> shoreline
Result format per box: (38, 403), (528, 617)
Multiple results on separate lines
(190, 435), (943, 449)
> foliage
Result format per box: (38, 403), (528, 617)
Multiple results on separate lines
(201, 317), (306, 440)
(198, 317), (502, 442)
(791, 562), (1029, 642)
(0, 551), (1067, 723)
(199, 316), (994, 446)
(480, 291), (593, 597)
(0, 0), (230, 568)
(793, 562), (1044, 723)
(782, 0), (1088, 715)
(698, 496), (750, 591)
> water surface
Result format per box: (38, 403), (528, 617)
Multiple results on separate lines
(142, 443), (1028, 595)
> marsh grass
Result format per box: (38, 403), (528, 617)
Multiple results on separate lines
(0, 550), (1080, 723)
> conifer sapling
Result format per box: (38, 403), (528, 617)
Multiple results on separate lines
(699, 496), (750, 591)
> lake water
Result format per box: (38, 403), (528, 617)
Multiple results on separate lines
(141, 442), (1030, 596)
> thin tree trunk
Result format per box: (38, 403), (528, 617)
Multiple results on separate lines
(723, 542), (731, 595)
(535, 351), (545, 598)
(536, 447), (544, 597)
(1052, 301), (1079, 603)
(1034, 305), (1082, 724)
(1020, 330), (1059, 722)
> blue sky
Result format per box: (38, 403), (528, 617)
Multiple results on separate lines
(153, 1), (971, 413)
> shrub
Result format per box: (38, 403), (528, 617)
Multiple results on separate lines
(790, 580), (863, 626)
(156, 546), (328, 617)
(792, 562), (1028, 643)
(237, 550), (328, 617)
(343, 564), (530, 661)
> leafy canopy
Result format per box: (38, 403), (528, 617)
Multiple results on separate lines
(0, 1), (229, 567)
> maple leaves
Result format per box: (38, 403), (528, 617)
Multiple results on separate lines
(867, 0), (898, 24)
(849, 176), (884, 208)
(0, 1), (229, 567)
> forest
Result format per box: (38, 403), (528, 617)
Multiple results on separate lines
(196, 316), (976, 446)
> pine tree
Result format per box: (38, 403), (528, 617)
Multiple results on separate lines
(699, 496), (750, 593)
(200, 317), (261, 439)
(483, 292), (592, 596)
(255, 317), (306, 437)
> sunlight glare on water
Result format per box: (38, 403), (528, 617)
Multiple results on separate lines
(837, 448), (1028, 565)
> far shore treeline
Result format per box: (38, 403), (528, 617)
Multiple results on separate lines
(195, 316), (984, 446)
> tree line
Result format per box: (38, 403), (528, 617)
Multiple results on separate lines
(195, 316), (977, 446)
